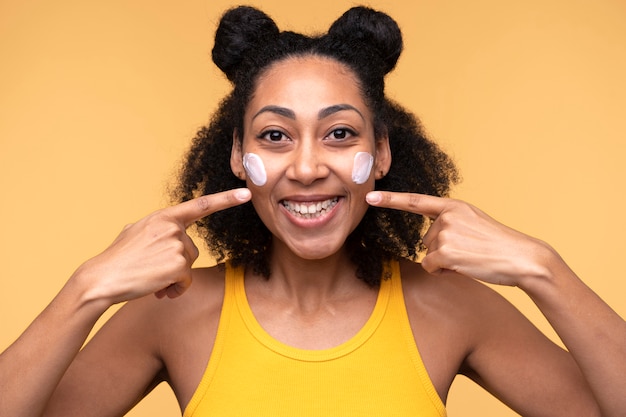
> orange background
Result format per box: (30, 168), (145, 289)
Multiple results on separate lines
(1, 1), (625, 415)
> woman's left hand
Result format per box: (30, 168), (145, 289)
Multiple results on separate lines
(366, 191), (558, 287)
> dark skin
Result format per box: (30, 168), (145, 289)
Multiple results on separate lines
(0, 189), (252, 416)
(34, 253), (597, 416)
(369, 191), (626, 416)
(0, 190), (615, 416)
(2, 56), (625, 417)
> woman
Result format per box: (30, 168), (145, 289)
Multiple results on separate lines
(1, 5), (624, 416)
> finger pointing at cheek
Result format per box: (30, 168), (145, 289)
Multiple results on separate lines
(83, 188), (252, 304)
(169, 188), (252, 228)
(366, 191), (448, 219)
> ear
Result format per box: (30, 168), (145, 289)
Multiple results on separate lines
(374, 134), (392, 179)
(230, 129), (246, 180)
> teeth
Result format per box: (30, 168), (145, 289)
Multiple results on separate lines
(282, 197), (338, 218)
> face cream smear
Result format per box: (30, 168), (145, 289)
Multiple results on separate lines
(352, 152), (374, 184)
(243, 153), (267, 186)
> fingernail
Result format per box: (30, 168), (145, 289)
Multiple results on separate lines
(234, 188), (251, 201)
(366, 191), (382, 204)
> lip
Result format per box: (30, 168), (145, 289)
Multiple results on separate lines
(279, 195), (343, 228)
(280, 193), (338, 203)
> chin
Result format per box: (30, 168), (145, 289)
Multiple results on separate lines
(283, 239), (346, 261)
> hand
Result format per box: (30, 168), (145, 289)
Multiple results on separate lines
(366, 191), (557, 287)
(77, 188), (251, 304)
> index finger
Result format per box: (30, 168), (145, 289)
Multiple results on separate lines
(168, 188), (252, 227)
(366, 191), (448, 219)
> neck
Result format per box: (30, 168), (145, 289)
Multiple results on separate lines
(247, 241), (366, 313)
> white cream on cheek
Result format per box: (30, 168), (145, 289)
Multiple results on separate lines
(352, 152), (374, 184)
(243, 153), (267, 186)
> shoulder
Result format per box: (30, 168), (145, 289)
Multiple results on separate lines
(123, 264), (228, 401)
(399, 258), (513, 325)
(398, 259), (595, 416)
(124, 264), (227, 338)
(105, 264), (227, 358)
(68, 265), (228, 409)
(157, 264), (226, 317)
(397, 259), (536, 400)
(398, 258), (541, 347)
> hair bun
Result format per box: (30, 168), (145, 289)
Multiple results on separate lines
(212, 6), (280, 81)
(328, 6), (403, 75)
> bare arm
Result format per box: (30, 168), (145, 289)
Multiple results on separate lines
(0, 188), (251, 417)
(367, 191), (626, 416)
(522, 254), (626, 417)
(0, 276), (109, 417)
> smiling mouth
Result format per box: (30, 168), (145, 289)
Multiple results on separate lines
(281, 197), (339, 219)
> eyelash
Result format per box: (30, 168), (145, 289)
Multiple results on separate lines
(257, 127), (358, 143)
(326, 128), (356, 141)
(258, 130), (288, 142)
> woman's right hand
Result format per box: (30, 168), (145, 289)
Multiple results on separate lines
(75, 188), (251, 306)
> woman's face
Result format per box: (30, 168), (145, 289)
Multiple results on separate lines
(231, 56), (391, 260)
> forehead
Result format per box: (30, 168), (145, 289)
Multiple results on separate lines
(248, 56), (368, 114)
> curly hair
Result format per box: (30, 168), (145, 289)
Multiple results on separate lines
(171, 5), (459, 286)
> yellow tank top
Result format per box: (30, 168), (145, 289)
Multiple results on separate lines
(183, 261), (446, 417)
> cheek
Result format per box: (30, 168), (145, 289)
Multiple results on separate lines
(243, 153), (267, 186)
(245, 152), (291, 188)
(351, 152), (374, 184)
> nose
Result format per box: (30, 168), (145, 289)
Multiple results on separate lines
(285, 140), (330, 185)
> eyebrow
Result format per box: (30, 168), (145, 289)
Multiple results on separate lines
(252, 104), (365, 122)
(318, 104), (365, 122)
(252, 105), (296, 120)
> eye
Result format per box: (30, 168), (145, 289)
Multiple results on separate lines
(326, 128), (356, 141)
(259, 130), (289, 142)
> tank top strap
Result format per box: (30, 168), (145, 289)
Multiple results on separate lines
(385, 260), (446, 415)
